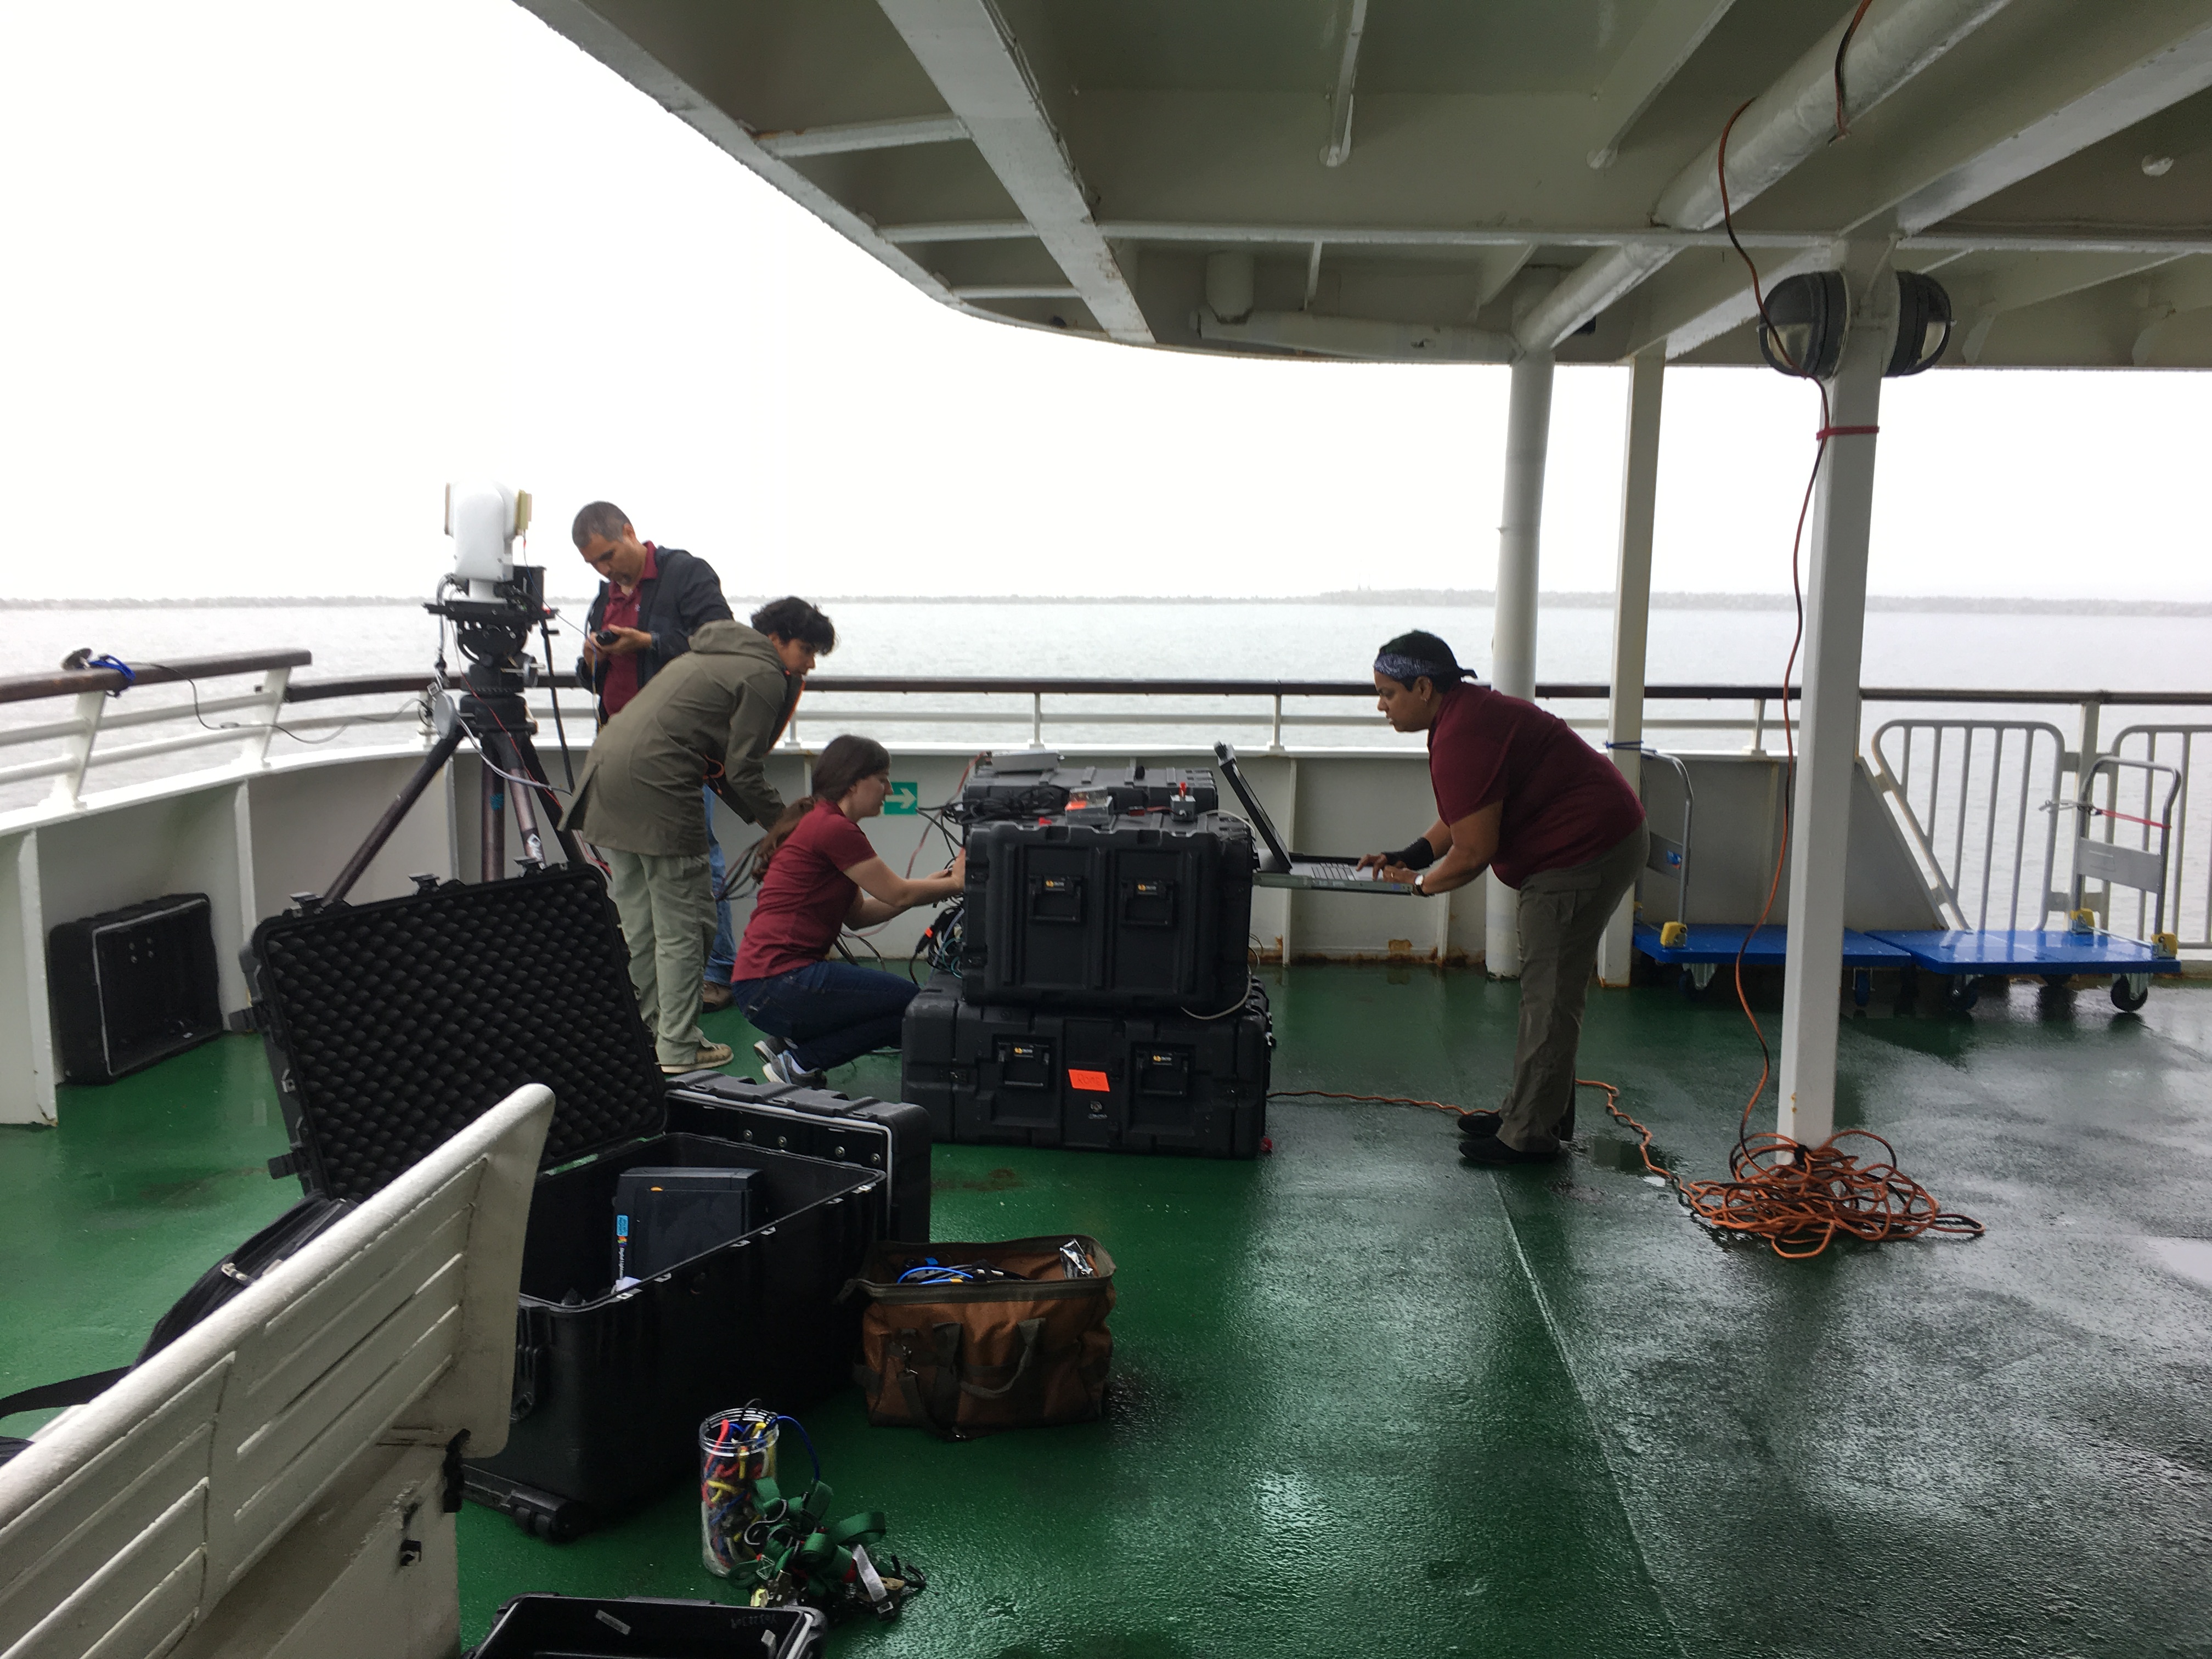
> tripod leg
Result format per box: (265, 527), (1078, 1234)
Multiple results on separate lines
(323, 720), (466, 906)
(505, 731), (589, 870)
(484, 732), (547, 870)
(482, 755), (507, 879)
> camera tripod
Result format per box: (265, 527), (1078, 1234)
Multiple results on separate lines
(317, 572), (587, 908)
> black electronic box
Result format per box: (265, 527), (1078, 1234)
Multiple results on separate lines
(614, 1166), (758, 1281)
(961, 751), (1220, 819)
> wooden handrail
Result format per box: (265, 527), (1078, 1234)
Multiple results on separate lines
(0, 651), (312, 707)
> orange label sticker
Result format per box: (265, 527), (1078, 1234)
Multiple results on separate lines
(1068, 1068), (1111, 1092)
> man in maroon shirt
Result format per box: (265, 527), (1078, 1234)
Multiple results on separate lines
(1357, 631), (1648, 1165)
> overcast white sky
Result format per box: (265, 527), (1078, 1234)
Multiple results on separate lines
(2, 0), (2207, 603)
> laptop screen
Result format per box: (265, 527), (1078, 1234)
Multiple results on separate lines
(1211, 743), (1296, 869)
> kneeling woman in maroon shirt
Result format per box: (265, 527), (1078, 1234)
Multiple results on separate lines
(1357, 631), (1649, 1166)
(731, 735), (965, 1086)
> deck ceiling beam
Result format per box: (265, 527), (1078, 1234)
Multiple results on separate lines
(1952, 250), (2189, 360)
(754, 115), (968, 159)
(1321, 0), (1369, 169)
(1584, 0), (1741, 171)
(882, 219), (2212, 258)
(510, 1), (970, 315)
(1521, 0), (2015, 352)
(875, 0), (1152, 343)
(1894, 15), (2212, 232)
(2134, 255), (2212, 361)
(1634, 4), (2212, 359)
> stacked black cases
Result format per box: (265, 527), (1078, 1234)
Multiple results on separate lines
(665, 1073), (933, 1243)
(902, 973), (1271, 1158)
(244, 867), (884, 1541)
(47, 893), (223, 1082)
(960, 812), (1254, 1009)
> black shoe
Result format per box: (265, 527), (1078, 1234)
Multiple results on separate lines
(1458, 1131), (1561, 1166)
(1463, 1107), (1575, 1139)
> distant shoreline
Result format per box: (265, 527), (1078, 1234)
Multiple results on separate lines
(7, 592), (2211, 617)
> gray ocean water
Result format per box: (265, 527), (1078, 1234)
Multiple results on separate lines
(11, 599), (2210, 692)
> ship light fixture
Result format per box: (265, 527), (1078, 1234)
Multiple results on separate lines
(1758, 270), (1952, 381)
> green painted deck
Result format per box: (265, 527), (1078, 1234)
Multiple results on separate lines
(7, 966), (2211, 1657)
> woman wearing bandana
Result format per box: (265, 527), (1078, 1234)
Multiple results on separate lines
(1358, 631), (1649, 1165)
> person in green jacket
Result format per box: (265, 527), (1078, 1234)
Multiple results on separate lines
(566, 602), (834, 1073)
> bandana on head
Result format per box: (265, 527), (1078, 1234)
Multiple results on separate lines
(1374, 651), (1460, 687)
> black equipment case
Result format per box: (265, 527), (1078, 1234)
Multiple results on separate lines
(960, 809), (1255, 1009)
(665, 1072), (932, 1243)
(244, 866), (889, 1540)
(901, 972), (1272, 1158)
(47, 891), (223, 1082)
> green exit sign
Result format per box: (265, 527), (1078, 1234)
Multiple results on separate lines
(883, 781), (919, 816)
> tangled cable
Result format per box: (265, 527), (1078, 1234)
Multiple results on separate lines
(1584, 1077), (1983, 1260)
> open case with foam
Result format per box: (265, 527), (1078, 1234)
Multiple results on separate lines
(244, 866), (885, 1540)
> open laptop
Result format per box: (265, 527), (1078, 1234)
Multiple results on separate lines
(1213, 742), (1418, 895)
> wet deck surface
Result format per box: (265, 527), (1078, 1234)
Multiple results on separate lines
(7, 966), (2210, 1657)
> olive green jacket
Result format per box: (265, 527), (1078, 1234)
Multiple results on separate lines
(564, 620), (791, 856)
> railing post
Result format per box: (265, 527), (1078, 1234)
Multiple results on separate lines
(1750, 697), (1767, 754)
(1269, 693), (1284, 754)
(46, 691), (108, 808)
(241, 667), (291, 770)
(2077, 696), (2102, 775)
(1031, 692), (1043, 746)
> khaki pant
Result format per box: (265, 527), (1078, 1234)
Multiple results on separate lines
(1497, 823), (1650, 1152)
(603, 847), (716, 1066)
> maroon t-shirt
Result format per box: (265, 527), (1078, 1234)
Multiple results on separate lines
(732, 799), (879, 981)
(597, 544), (659, 716)
(1426, 684), (1644, 888)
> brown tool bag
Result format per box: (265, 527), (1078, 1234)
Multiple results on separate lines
(845, 1236), (1115, 1440)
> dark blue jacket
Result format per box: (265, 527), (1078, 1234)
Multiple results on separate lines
(580, 545), (733, 716)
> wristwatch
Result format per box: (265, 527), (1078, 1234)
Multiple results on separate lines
(1413, 873), (1426, 895)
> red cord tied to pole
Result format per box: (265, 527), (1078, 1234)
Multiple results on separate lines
(1816, 424), (1880, 440)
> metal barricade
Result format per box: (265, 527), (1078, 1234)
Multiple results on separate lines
(1868, 718), (2067, 932)
(2096, 732), (2203, 948)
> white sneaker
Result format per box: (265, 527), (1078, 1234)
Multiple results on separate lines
(762, 1048), (826, 1088)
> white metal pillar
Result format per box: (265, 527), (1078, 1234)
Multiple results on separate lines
(1598, 347), (1666, 988)
(1487, 347), (1554, 977)
(1777, 246), (1896, 1145)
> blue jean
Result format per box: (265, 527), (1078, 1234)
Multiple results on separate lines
(731, 961), (919, 1074)
(704, 786), (736, 984)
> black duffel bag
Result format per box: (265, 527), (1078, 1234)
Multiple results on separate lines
(0, 1195), (351, 1464)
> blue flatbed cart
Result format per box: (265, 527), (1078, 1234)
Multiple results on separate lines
(1868, 755), (2185, 1013)
(1633, 921), (1914, 1003)
(1621, 747), (1916, 1003)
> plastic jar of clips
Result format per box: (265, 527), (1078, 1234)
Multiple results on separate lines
(698, 1407), (778, 1577)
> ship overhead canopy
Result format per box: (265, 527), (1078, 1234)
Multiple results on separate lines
(514, 0), (2212, 368)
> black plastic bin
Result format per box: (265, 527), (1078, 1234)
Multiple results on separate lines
(902, 972), (1272, 1158)
(244, 866), (888, 1539)
(469, 1595), (826, 1658)
(47, 892), (223, 1081)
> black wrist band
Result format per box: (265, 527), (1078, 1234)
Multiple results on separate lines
(1394, 838), (1437, 870)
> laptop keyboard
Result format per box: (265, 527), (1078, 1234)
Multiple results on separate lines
(1301, 859), (1363, 881)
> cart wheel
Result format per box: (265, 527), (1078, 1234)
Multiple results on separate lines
(2111, 974), (2151, 1013)
(1944, 977), (1980, 1013)
(1678, 966), (1714, 1000)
